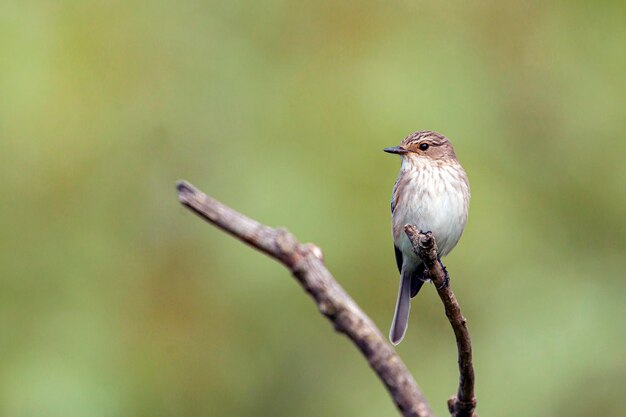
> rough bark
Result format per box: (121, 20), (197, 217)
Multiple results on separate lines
(405, 225), (477, 417)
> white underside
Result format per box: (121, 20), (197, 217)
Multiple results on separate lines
(392, 158), (469, 267)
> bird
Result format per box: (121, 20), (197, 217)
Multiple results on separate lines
(384, 130), (470, 345)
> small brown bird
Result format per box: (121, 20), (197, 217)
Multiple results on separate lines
(384, 131), (470, 345)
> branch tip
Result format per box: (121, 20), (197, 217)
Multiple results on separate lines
(176, 180), (194, 195)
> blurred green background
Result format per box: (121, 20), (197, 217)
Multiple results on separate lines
(2, 1), (625, 416)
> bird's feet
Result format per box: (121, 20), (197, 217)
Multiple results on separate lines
(436, 256), (450, 290)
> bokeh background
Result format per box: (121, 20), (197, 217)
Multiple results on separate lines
(2, 1), (625, 416)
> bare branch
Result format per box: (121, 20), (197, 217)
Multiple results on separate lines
(176, 180), (434, 417)
(404, 225), (478, 417)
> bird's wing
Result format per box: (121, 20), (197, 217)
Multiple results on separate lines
(392, 176), (404, 274)
(390, 176), (401, 214)
(394, 245), (403, 273)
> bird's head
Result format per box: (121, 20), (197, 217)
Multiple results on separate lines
(384, 130), (457, 163)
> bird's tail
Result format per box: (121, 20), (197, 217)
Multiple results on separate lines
(389, 269), (412, 345)
(390, 265), (425, 345)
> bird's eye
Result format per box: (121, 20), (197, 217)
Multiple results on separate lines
(419, 143), (429, 151)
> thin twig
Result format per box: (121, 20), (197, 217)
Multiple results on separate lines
(176, 180), (434, 417)
(404, 225), (477, 417)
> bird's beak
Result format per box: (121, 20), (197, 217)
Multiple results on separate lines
(383, 146), (409, 155)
